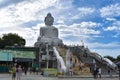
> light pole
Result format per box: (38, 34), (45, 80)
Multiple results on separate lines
(46, 43), (49, 69)
(118, 65), (120, 80)
(39, 43), (41, 69)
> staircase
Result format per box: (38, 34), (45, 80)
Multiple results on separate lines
(54, 46), (118, 75)
(69, 46), (118, 75)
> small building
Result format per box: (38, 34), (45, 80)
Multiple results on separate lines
(0, 51), (13, 72)
(0, 47), (35, 73)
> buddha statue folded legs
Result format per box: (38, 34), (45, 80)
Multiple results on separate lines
(35, 13), (63, 46)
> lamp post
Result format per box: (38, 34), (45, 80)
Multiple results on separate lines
(45, 43), (49, 68)
(116, 62), (120, 80)
(118, 65), (120, 80)
(39, 43), (41, 69)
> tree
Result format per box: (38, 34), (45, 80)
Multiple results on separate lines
(117, 55), (120, 61)
(0, 33), (26, 48)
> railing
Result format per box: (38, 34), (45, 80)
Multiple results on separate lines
(69, 46), (118, 74)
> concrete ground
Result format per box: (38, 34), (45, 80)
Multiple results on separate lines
(0, 73), (119, 80)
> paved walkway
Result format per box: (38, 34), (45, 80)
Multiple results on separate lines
(0, 73), (119, 80)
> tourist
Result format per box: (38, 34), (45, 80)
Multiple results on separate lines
(36, 67), (39, 75)
(11, 65), (17, 80)
(69, 67), (73, 76)
(9, 66), (12, 75)
(29, 67), (32, 74)
(93, 59), (96, 65)
(98, 67), (102, 78)
(16, 65), (22, 80)
(79, 63), (83, 71)
(93, 67), (98, 80)
(89, 67), (92, 72)
(24, 67), (27, 75)
(108, 68), (112, 78)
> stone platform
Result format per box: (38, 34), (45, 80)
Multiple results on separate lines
(0, 73), (119, 80)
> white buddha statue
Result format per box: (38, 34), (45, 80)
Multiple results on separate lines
(35, 13), (63, 46)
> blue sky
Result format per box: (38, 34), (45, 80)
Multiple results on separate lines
(0, 0), (120, 58)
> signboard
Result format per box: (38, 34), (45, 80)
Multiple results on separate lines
(0, 52), (13, 61)
(43, 68), (58, 76)
(13, 51), (35, 59)
(0, 50), (35, 61)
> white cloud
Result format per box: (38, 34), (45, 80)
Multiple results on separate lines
(87, 42), (120, 49)
(0, 0), (58, 27)
(58, 21), (101, 39)
(93, 49), (120, 58)
(100, 4), (120, 18)
(32, 23), (45, 30)
(0, 0), (4, 3)
(78, 7), (95, 14)
(104, 26), (118, 31)
(103, 20), (120, 37)
(57, 20), (64, 24)
(54, 0), (73, 10)
(14, 0), (57, 21)
(80, 21), (101, 28)
(106, 18), (116, 21)
(87, 42), (120, 58)
(113, 21), (120, 26)
(56, 21), (101, 48)
(0, 0), (59, 46)
(71, 7), (95, 19)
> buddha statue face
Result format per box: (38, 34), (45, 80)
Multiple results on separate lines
(44, 13), (54, 26)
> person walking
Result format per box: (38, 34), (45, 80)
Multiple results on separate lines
(108, 68), (112, 78)
(16, 65), (22, 80)
(93, 59), (96, 65)
(24, 67), (27, 75)
(69, 67), (73, 76)
(11, 65), (17, 80)
(93, 67), (99, 80)
(98, 67), (102, 78)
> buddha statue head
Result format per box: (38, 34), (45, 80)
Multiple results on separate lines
(44, 13), (54, 26)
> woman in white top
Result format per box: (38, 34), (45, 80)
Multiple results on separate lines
(98, 68), (102, 78)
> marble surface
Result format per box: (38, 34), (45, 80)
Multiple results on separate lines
(35, 13), (63, 46)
